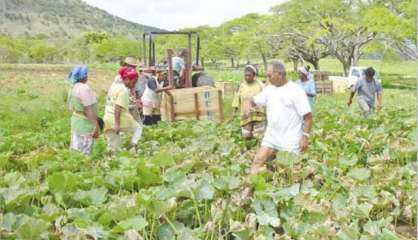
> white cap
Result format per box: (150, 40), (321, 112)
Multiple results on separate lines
(298, 67), (309, 76)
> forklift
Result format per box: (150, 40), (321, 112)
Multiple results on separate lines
(141, 31), (223, 123)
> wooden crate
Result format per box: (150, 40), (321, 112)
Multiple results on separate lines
(215, 81), (238, 97)
(313, 71), (330, 82)
(331, 79), (347, 93)
(161, 86), (224, 122)
(315, 81), (333, 95)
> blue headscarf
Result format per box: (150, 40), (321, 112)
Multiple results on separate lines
(68, 65), (89, 84)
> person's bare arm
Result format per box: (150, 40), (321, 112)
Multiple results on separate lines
(377, 93), (383, 110)
(155, 86), (174, 93)
(84, 105), (99, 138)
(114, 105), (122, 134)
(347, 92), (355, 107)
(243, 97), (256, 115)
(299, 112), (312, 152)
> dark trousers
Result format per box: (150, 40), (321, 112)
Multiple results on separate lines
(143, 115), (161, 125)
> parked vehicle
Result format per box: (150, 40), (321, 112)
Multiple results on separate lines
(330, 66), (381, 88)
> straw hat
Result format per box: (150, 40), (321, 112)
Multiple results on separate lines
(124, 57), (139, 67)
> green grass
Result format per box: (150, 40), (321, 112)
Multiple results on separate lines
(318, 59), (417, 77)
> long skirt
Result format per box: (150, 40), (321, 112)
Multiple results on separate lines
(70, 133), (94, 155)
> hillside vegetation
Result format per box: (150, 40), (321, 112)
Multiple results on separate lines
(0, 0), (160, 39)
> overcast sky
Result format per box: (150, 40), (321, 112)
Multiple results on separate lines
(83, 0), (286, 30)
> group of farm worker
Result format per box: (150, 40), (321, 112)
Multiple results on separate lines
(231, 62), (382, 197)
(67, 53), (383, 188)
(67, 57), (172, 155)
(67, 50), (215, 155)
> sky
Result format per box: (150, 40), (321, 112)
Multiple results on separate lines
(83, 0), (286, 30)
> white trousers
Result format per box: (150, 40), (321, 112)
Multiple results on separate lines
(105, 126), (142, 151)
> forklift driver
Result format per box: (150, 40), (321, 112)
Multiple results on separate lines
(172, 49), (187, 88)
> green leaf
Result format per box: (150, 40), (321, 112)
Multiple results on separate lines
(0, 213), (17, 231)
(380, 229), (401, 240)
(74, 187), (107, 205)
(16, 217), (49, 239)
(158, 223), (176, 240)
(336, 224), (360, 240)
(352, 203), (373, 219)
(86, 226), (108, 240)
(158, 222), (186, 240)
(47, 171), (79, 193)
(152, 151), (175, 168)
(136, 161), (162, 186)
(214, 175), (241, 190)
(251, 199), (280, 227)
(271, 183), (300, 202)
(363, 220), (381, 236)
(149, 198), (177, 216)
(347, 168), (371, 181)
(194, 182), (215, 200)
(39, 203), (61, 221)
(112, 216), (148, 233)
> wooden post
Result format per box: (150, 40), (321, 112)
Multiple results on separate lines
(167, 49), (174, 88)
(166, 91), (175, 122)
(194, 93), (200, 120)
(184, 49), (192, 88)
(218, 90), (224, 122)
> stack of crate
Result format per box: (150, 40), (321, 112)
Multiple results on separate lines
(215, 81), (238, 98)
(313, 71), (333, 95)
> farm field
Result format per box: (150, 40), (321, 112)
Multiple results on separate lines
(0, 64), (416, 239)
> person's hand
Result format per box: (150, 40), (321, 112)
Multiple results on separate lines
(91, 127), (100, 138)
(347, 99), (352, 107)
(135, 99), (142, 108)
(299, 135), (309, 153)
(114, 124), (121, 135)
(227, 115), (235, 123)
(243, 100), (252, 115)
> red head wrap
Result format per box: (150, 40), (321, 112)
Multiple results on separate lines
(119, 67), (138, 81)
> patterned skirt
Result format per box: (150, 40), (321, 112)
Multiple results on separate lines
(240, 107), (266, 126)
(70, 133), (94, 155)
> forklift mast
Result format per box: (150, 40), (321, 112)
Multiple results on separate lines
(142, 32), (203, 88)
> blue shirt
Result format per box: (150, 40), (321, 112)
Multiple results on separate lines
(172, 57), (185, 73)
(298, 79), (316, 109)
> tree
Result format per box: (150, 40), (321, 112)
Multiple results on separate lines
(268, 7), (330, 71)
(271, 0), (416, 75)
(28, 41), (58, 63)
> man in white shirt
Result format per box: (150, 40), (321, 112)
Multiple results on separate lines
(244, 61), (313, 176)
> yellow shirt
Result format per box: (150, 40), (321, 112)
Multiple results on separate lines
(103, 82), (139, 132)
(232, 80), (266, 125)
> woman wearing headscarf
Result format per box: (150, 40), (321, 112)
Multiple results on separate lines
(231, 65), (266, 139)
(68, 65), (100, 155)
(114, 65), (142, 123)
(297, 66), (316, 109)
(103, 67), (143, 151)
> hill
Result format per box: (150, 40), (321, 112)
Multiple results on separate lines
(0, 0), (162, 39)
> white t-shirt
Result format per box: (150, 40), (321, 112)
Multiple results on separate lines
(141, 78), (165, 108)
(253, 81), (311, 153)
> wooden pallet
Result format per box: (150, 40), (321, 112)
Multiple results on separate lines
(215, 81), (238, 97)
(161, 86), (224, 122)
(315, 81), (333, 95)
(331, 79), (347, 93)
(313, 71), (330, 82)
